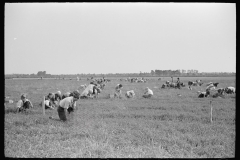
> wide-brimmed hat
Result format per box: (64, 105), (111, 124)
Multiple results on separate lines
(72, 90), (80, 99)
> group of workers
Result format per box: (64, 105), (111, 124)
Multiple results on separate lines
(16, 90), (80, 122)
(113, 84), (154, 99)
(14, 82), (154, 122)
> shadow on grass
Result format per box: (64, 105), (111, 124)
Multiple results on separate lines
(48, 116), (62, 122)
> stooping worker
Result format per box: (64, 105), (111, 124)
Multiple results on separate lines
(142, 87), (153, 98)
(80, 83), (98, 99)
(176, 78), (182, 89)
(16, 94), (33, 112)
(53, 91), (62, 106)
(54, 91), (62, 101)
(176, 77), (180, 84)
(93, 86), (101, 98)
(56, 90), (80, 122)
(44, 91), (62, 109)
(114, 84), (123, 98)
(125, 90), (135, 98)
(44, 93), (55, 109)
(44, 99), (54, 110)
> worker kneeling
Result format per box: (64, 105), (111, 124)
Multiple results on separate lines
(142, 87), (153, 98)
(16, 94), (33, 112)
(125, 90), (135, 98)
(114, 84), (123, 98)
(80, 84), (98, 99)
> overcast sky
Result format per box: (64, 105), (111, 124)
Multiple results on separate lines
(5, 3), (236, 74)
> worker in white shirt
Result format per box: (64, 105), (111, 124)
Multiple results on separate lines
(56, 90), (80, 121)
(16, 94), (33, 112)
(125, 90), (135, 98)
(80, 83), (98, 99)
(43, 93), (55, 109)
(114, 84), (123, 98)
(142, 87), (153, 98)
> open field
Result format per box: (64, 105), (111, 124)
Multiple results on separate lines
(4, 77), (235, 158)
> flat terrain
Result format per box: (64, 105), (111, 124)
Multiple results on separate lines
(4, 77), (235, 158)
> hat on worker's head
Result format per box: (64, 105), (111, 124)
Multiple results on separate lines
(72, 90), (80, 99)
(56, 91), (61, 95)
(21, 94), (27, 99)
(48, 93), (55, 99)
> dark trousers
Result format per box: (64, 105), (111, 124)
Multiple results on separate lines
(143, 94), (152, 98)
(67, 107), (74, 114)
(57, 106), (67, 121)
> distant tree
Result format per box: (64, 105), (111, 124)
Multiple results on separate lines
(151, 70), (155, 76)
(162, 70), (167, 76)
(155, 70), (163, 76)
(37, 71), (46, 77)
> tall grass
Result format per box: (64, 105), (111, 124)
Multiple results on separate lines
(4, 77), (235, 158)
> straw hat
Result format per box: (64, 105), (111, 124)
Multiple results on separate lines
(72, 90), (80, 99)
(56, 91), (61, 95)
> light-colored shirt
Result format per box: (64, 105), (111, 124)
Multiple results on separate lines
(16, 99), (33, 108)
(44, 100), (51, 107)
(126, 90), (135, 97)
(81, 84), (95, 96)
(16, 100), (23, 108)
(115, 84), (122, 94)
(144, 88), (153, 95)
(227, 86), (235, 92)
(206, 84), (215, 91)
(59, 96), (76, 109)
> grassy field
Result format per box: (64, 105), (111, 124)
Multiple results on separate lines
(4, 77), (235, 158)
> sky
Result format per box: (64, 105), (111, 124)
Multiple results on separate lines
(5, 3), (236, 74)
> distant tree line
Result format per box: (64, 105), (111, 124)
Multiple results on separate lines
(152, 70), (181, 76)
(4, 70), (235, 79)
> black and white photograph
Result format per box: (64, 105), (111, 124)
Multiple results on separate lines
(5, 2), (235, 158)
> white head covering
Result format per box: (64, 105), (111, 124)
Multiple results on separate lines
(56, 91), (61, 95)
